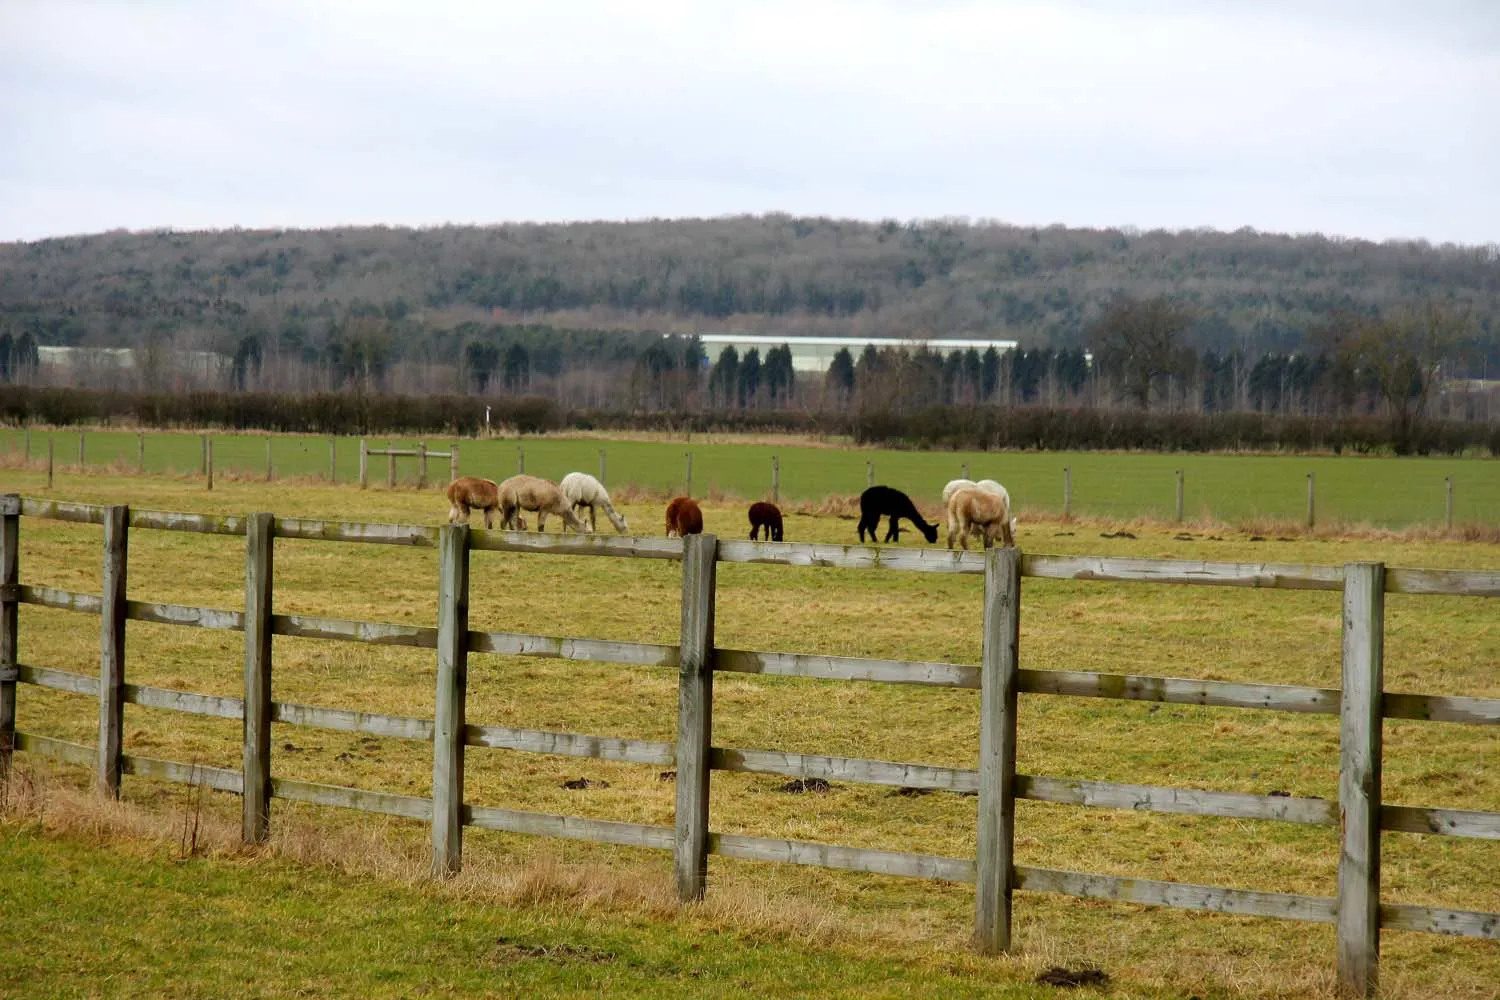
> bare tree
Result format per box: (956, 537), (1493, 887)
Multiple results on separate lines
(1090, 294), (1196, 409)
(1319, 300), (1472, 454)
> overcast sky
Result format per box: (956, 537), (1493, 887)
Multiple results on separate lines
(2, 0), (1497, 245)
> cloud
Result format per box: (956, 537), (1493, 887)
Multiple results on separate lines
(1, 0), (1496, 243)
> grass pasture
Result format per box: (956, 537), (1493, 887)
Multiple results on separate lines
(1, 465), (1497, 998)
(2, 425), (1497, 528)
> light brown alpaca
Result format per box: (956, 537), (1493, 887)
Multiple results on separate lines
(946, 486), (1016, 550)
(498, 474), (590, 533)
(446, 476), (502, 528)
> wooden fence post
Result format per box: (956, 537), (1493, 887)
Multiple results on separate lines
(1063, 466), (1072, 521)
(449, 443), (459, 484)
(418, 442), (428, 489)
(975, 546), (1021, 953)
(1175, 469), (1185, 523)
(432, 524), (470, 877)
(47, 437), (54, 490)
(328, 437), (337, 483)
(264, 436), (273, 481)
(359, 438), (368, 489)
(599, 449), (606, 486)
(684, 452), (693, 498)
(1307, 473), (1316, 529)
(0, 495), (19, 782)
(675, 532), (717, 901)
(242, 513), (274, 843)
(137, 432), (145, 475)
(99, 505), (128, 799)
(206, 438), (214, 492)
(1337, 561), (1385, 998)
(78, 429), (85, 469)
(386, 441), (396, 489)
(771, 455), (779, 503)
(1445, 477), (1453, 533)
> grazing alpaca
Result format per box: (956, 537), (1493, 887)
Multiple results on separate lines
(942, 478), (1015, 541)
(747, 501), (784, 541)
(664, 496), (704, 537)
(498, 474), (590, 533)
(946, 486), (1017, 550)
(560, 472), (629, 534)
(857, 486), (939, 544)
(446, 476), (502, 528)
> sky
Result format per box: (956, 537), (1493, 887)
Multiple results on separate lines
(1, 0), (1497, 245)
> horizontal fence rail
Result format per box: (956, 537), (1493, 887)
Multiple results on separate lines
(4, 494), (1499, 997)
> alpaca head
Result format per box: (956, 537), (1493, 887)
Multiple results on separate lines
(920, 521), (939, 544)
(608, 508), (629, 534)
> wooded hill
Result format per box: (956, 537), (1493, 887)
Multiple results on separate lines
(2, 216), (1497, 369)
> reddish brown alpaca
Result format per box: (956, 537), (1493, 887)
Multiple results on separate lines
(747, 501), (783, 541)
(664, 496), (703, 537)
(446, 476), (501, 528)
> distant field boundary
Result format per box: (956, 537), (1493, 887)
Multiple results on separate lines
(2, 425), (1496, 530)
(3, 493), (1498, 996)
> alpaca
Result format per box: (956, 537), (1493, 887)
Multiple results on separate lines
(446, 476), (502, 528)
(941, 478), (977, 505)
(946, 486), (1017, 550)
(747, 501), (784, 541)
(560, 472), (629, 534)
(857, 486), (939, 544)
(664, 496), (703, 537)
(498, 474), (590, 533)
(942, 478), (1015, 541)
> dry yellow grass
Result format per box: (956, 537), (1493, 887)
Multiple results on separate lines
(2, 465), (1497, 998)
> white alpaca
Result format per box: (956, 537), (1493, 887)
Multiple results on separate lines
(559, 472), (629, 534)
(946, 486), (1017, 550)
(942, 479), (1017, 540)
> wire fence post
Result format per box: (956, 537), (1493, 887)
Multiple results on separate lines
(1175, 469), (1184, 523)
(418, 442), (428, 489)
(449, 443), (459, 484)
(771, 455), (779, 503)
(137, 432), (145, 475)
(78, 430), (85, 469)
(206, 438), (214, 492)
(386, 441), (396, 489)
(517, 444), (525, 476)
(329, 437), (337, 483)
(1445, 477), (1453, 533)
(1307, 473), (1316, 529)
(685, 451), (693, 498)
(46, 437), (54, 490)
(265, 435), (273, 482)
(1063, 466), (1071, 521)
(359, 438), (368, 489)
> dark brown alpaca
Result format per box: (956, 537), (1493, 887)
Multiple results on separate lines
(747, 501), (784, 541)
(446, 476), (501, 528)
(664, 496), (703, 537)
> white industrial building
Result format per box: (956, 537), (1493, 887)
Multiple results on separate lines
(693, 334), (1018, 373)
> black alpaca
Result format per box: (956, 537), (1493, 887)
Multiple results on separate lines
(857, 486), (939, 544)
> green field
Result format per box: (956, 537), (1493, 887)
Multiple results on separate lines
(1, 425), (1496, 528)
(1, 469), (1498, 998)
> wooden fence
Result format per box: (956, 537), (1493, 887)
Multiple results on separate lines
(1, 492), (1497, 997)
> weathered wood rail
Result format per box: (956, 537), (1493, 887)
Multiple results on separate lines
(2, 493), (1497, 997)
